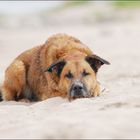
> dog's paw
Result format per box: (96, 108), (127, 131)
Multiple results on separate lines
(90, 83), (100, 97)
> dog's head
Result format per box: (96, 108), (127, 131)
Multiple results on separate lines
(45, 54), (110, 100)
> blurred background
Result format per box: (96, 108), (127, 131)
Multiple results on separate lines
(0, 0), (140, 87)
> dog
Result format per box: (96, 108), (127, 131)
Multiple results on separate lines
(1, 34), (110, 101)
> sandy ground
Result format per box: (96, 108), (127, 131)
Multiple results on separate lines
(0, 3), (140, 139)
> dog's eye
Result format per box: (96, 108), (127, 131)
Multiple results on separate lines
(82, 70), (90, 77)
(65, 72), (73, 79)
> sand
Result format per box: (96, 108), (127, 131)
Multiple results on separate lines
(0, 2), (140, 139)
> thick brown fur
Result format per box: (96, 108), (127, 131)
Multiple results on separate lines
(1, 34), (109, 101)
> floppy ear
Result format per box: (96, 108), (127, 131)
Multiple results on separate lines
(85, 54), (110, 73)
(44, 60), (66, 77)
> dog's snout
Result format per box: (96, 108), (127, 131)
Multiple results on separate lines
(70, 81), (87, 99)
(72, 84), (84, 97)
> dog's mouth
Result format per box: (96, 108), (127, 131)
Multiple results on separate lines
(70, 95), (88, 100)
(68, 94), (92, 101)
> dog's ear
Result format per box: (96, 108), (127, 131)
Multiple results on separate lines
(85, 54), (110, 73)
(44, 60), (66, 77)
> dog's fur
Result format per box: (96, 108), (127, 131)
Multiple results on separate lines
(1, 34), (110, 101)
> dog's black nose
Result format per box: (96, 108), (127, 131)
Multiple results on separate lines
(73, 85), (83, 92)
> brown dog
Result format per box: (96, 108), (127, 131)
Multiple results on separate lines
(1, 34), (110, 101)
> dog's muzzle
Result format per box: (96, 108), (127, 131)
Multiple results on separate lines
(69, 80), (89, 99)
